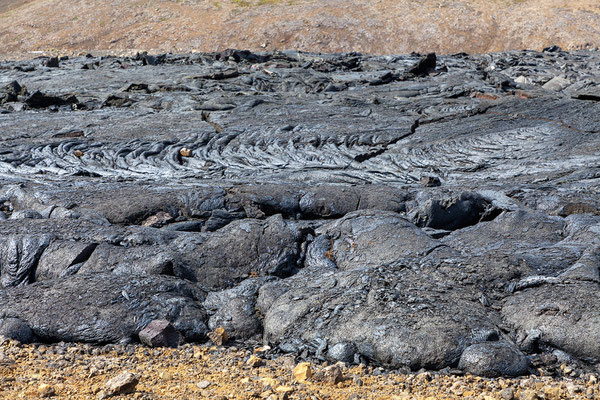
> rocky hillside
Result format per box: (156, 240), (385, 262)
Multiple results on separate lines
(0, 0), (600, 57)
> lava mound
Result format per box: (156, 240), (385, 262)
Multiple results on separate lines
(1, 49), (600, 377)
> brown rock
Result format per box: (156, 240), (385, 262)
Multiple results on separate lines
(519, 390), (539, 400)
(179, 147), (193, 157)
(197, 380), (211, 389)
(544, 387), (561, 400)
(313, 363), (344, 385)
(500, 387), (515, 400)
(276, 385), (294, 393)
(246, 355), (264, 368)
(73, 150), (84, 158)
(142, 211), (174, 228)
(38, 383), (55, 398)
(292, 362), (312, 382)
(139, 320), (182, 348)
(103, 371), (139, 398)
(207, 326), (228, 346)
(420, 175), (441, 187)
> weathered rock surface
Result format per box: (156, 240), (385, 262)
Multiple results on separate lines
(0, 273), (207, 343)
(0, 49), (599, 376)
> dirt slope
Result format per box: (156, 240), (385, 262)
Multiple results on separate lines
(0, 0), (599, 57)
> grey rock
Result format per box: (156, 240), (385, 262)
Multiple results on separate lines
(0, 235), (52, 287)
(502, 283), (600, 362)
(542, 76), (571, 91)
(327, 342), (357, 363)
(409, 191), (495, 231)
(458, 341), (528, 377)
(0, 273), (207, 343)
(173, 214), (300, 290)
(103, 371), (139, 397)
(204, 277), (268, 339)
(35, 241), (97, 281)
(9, 209), (43, 220)
(0, 318), (34, 344)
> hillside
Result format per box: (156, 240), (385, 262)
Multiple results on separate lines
(1, 0), (599, 58)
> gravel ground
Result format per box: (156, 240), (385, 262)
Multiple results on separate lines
(0, 339), (597, 400)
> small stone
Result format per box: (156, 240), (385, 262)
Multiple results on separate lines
(254, 345), (271, 354)
(313, 363), (344, 385)
(420, 175), (441, 187)
(103, 371), (139, 397)
(293, 362), (312, 382)
(519, 390), (539, 400)
(327, 342), (356, 363)
(459, 342), (528, 377)
(276, 385), (294, 393)
(45, 57), (60, 68)
(260, 377), (278, 387)
(560, 364), (573, 374)
(38, 384), (55, 398)
(139, 320), (182, 348)
(158, 371), (172, 380)
(544, 387), (561, 400)
(500, 387), (515, 400)
(207, 327), (228, 346)
(197, 380), (211, 389)
(246, 355), (264, 368)
(542, 76), (571, 92)
(179, 148), (193, 157)
(74, 150), (84, 157)
(142, 211), (174, 228)
(351, 375), (363, 387)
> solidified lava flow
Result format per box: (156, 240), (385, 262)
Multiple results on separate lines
(0, 48), (600, 379)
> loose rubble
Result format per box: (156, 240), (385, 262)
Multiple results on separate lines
(0, 340), (597, 399)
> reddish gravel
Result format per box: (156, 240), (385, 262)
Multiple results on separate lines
(0, 0), (600, 58)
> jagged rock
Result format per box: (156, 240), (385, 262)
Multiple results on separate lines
(409, 53), (436, 75)
(207, 326), (228, 345)
(24, 90), (79, 108)
(102, 371), (139, 398)
(138, 320), (182, 348)
(45, 57), (60, 68)
(293, 362), (312, 382)
(313, 363), (345, 384)
(409, 192), (495, 231)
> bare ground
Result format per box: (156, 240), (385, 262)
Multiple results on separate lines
(1, 0), (600, 58)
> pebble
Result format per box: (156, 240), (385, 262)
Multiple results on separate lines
(500, 387), (515, 400)
(37, 383), (55, 398)
(246, 355), (264, 368)
(292, 362), (312, 382)
(207, 327), (228, 346)
(101, 371), (139, 398)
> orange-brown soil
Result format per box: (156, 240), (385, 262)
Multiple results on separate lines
(0, 339), (597, 399)
(1, 0), (600, 59)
